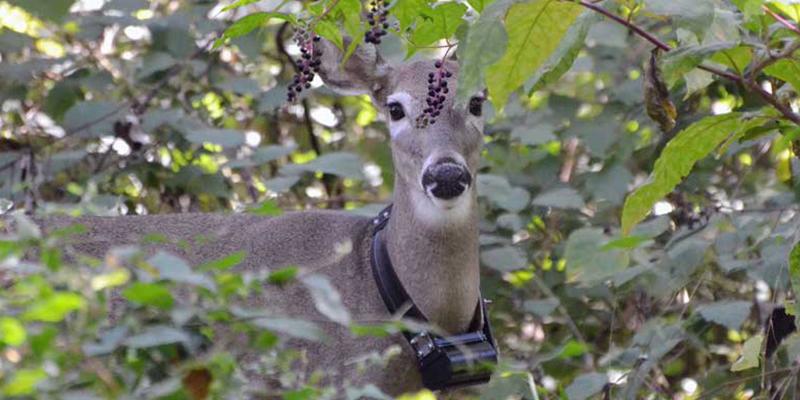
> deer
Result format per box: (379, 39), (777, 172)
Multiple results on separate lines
(27, 38), (493, 397)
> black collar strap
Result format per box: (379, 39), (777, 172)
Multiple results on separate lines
(370, 204), (498, 390)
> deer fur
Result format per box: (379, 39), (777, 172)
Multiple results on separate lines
(32, 39), (488, 397)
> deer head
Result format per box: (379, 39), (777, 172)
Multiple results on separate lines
(317, 40), (487, 225)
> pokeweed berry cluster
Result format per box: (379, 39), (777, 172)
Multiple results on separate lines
(416, 60), (451, 128)
(364, 0), (388, 44)
(287, 27), (322, 103)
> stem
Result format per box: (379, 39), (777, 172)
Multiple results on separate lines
(764, 5), (800, 36)
(577, 0), (800, 126)
(578, 0), (669, 51)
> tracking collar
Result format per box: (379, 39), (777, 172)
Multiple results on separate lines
(370, 204), (498, 391)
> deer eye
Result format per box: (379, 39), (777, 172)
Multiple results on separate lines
(468, 96), (484, 117)
(387, 102), (405, 121)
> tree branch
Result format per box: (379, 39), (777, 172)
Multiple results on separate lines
(764, 6), (800, 36)
(577, 0), (800, 126)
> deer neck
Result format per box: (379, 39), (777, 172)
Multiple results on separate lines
(383, 179), (480, 334)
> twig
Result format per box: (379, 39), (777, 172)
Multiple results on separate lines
(577, 0), (800, 126)
(764, 5), (800, 36)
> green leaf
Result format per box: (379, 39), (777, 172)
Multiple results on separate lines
(695, 301), (752, 330)
(7, 0), (74, 22)
(0, 317), (26, 346)
(410, 2), (467, 49)
(643, 0), (715, 37)
(485, 0), (582, 109)
(565, 228), (629, 284)
(148, 251), (217, 291)
(764, 59), (800, 92)
(455, 14), (508, 105)
(523, 298), (560, 318)
(200, 251), (247, 271)
(532, 187), (585, 209)
(601, 235), (651, 250)
(267, 266), (299, 286)
(249, 316), (325, 341)
(2, 368), (46, 397)
(282, 152), (365, 179)
(23, 292), (85, 322)
(248, 200), (284, 216)
(90, 269), (131, 291)
(481, 246), (527, 272)
(621, 112), (769, 234)
(226, 144), (295, 168)
(526, 11), (596, 93)
(221, 0), (260, 12)
(468, 0), (492, 13)
(215, 12), (295, 48)
(565, 373), (608, 400)
(63, 101), (125, 137)
(332, 0), (362, 39)
(184, 128), (245, 148)
(136, 51), (176, 80)
(124, 325), (190, 348)
(477, 174), (531, 212)
(731, 334), (763, 371)
(122, 282), (174, 309)
(316, 19), (343, 49)
(393, 0), (431, 31)
(789, 242), (800, 328)
(661, 41), (737, 86)
(302, 274), (351, 325)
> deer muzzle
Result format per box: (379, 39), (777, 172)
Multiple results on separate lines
(422, 158), (472, 200)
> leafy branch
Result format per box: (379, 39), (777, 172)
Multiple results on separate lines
(577, 0), (800, 126)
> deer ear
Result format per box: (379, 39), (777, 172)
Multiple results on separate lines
(316, 38), (392, 103)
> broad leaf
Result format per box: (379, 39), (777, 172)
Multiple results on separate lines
(789, 242), (800, 328)
(455, 7), (508, 104)
(302, 274), (351, 325)
(526, 11), (596, 93)
(184, 128), (246, 148)
(565, 373), (607, 400)
(695, 301), (752, 330)
(410, 2), (467, 51)
(215, 12), (295, 48)
(486, 0), (582, 109)
(731, 334), (763, 371)
(283, 152), (364, 179)
(23, 292), (85, 322)
(621, 112), (769, 234)
(565, 228), (628, 284)
(764, 59), (800, 92)
(661, 41), (737, 86)
(481, 246), (527, 272)
(123, 325), (190, 348)
(122, 282), (174, 309)
(63, 101), (125, 137)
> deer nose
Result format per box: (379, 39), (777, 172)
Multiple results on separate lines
(422, 158), (472, 200)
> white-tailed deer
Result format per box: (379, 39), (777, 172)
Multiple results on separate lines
(31, 39), (493, 396)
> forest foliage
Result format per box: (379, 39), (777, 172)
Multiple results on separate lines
(2, 0), (800, 398)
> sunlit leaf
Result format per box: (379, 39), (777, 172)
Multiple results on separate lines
(23, 292), (85, 322)
(621, 112), (770, 234)
(486, 0), (582, 109)
(122, 282), (175, 309)
(0, 317), (26, 346)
